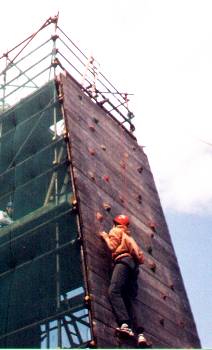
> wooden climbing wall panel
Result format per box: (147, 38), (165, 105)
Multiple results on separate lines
(59, 72), (201, 348)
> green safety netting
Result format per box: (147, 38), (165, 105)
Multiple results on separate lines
(0, 81), (90, 348)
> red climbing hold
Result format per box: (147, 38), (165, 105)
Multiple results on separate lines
(96, 212), (104, 222)
(89, 148), (96, 156)
(89, 125), (95, 132)
(103, 175), (110, 182)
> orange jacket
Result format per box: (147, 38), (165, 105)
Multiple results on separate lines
(101, 225), (144, 264)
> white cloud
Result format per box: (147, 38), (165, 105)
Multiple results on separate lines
(140, 134), (212, 215)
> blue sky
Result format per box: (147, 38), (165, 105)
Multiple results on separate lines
(0, 1), (211, 347)
(166, 212), (212, 348)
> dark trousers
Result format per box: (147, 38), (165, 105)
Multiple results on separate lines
(108, 256), (142, 332)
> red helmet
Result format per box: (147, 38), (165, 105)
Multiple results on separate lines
(113, 215), (129, 226)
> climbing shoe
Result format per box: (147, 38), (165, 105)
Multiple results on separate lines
(137, 333), (148, 346)
(116, 323), (134, 337)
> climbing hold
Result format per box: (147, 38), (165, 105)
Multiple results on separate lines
(147, 246), (153, 255)
(89, 125), (95, 132)
(120, 160), (126, 169)
(96, 212), (104, 222)
(161, 293), (167, 301)
(93, 117), (99, 124)
(88, 171), (95, 181)
(103, 175), (110, 182)
(119, 195), (125, 203)
(78, 95), (83, 100)
(137, 166), (144, 174)
(169, 283), (175, 291)
(148, 221), (156, 232)
(159, 318), (165, 327)
(132, 146), (136, 151)
(150, 232), (154, 238)
(137, 194), (142, 204)
(89, 148), (96, 156)
(103, 202), (111, 212)
(149, 261), (156, 272)
(178, 320), (185, 328)
(101, 144), (106, 151)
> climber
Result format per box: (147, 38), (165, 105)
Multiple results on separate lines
(99, 214), (148, 346)
(0, 201), (14, 228)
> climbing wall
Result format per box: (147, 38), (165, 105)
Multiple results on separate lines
(59, 72), (201, 348)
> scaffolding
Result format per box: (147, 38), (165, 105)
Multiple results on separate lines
(0, 14), (135, 132)
(0, 15), (97, 346)
(0, 77), (92, 347)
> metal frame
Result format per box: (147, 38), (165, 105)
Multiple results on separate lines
(40, 292), (90, 348)
(0, 14), (135, 131)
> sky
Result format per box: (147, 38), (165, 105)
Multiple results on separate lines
(0, 0), (211, 348)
